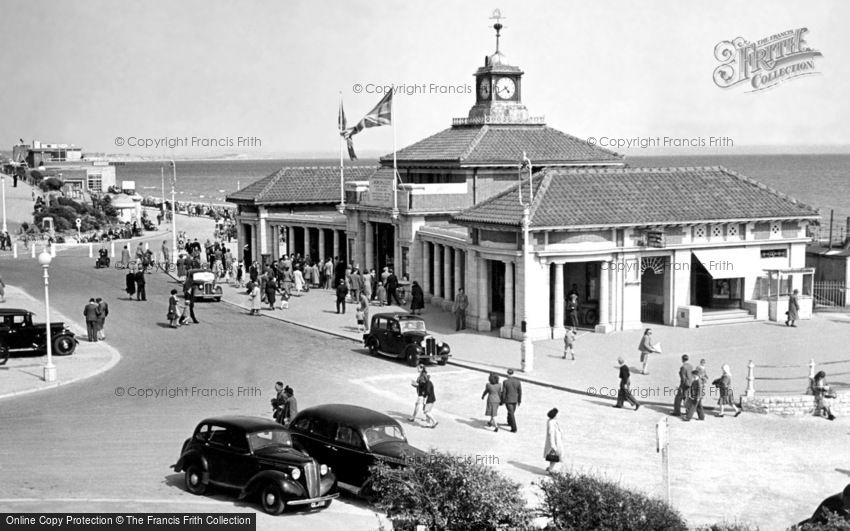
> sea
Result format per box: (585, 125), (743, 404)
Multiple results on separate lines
(116, 154), (850, 221)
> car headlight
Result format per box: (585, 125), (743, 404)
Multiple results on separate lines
(320, 464), (328, 476)
(290, 467), (301, 480)
(437, 342), (443, 347)
(420, 339), (426, 347)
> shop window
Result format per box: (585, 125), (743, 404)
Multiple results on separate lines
(87, 173), (103, 192)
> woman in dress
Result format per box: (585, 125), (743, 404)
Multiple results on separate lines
(249, 281), (262, 315)
(813, 370), (836, 420)
(637, 328), (660, 375)
(713, 364), (741, 417)
(410, 280), (425, 315)
(125, 268), (136, 300)
(544, 408), (564, 474)
(167, 289), (179, 328)
(293, 266), (304, 294)
(481, 373), (502, 431)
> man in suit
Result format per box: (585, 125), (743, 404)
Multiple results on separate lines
(501, 369), (522, 433)
(683, 368), (706, 421)
(386, 268), (401, 306)
(614, 357), (640, 410)
(452, 288), (469, 331)
(83, 298), (99, 342)
(134, 268), (146, 301)
(95, 297), (109, 340)
(672, 354), (694, 416)
(187, 287), (199, 324)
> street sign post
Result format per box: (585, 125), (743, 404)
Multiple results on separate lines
(75, 218), (82, 242)
(656, 417), (670, 503)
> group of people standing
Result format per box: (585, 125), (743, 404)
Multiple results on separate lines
(124, 266), (147, 301)
(82, 298), (109, 342)
(271, 382), (298, 426)
(167, 288), (199, 328)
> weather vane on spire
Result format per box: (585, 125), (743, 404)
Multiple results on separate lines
(490, 9), (505, 53)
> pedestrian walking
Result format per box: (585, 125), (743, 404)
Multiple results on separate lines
(168, 289), (179, 328)
(362, 269), (373, 301)
(614, 357), (640, 410)
(83, 298), (99, 342)
(249, 282), (261, 315)
(359, 292), (370, 332)
(125, 269), (136, 300)
(293, 267), (305, 294)
(271, 381), (286, 424)
(786, 289), (800, 327)
(335, 279), (348, 314)
(563, 329), (576, 360)
(375, 281), (386, 307)
(409, 364), (428, 422)
(161, 240), (170, 267)
(672, 354), (694, 416)
(422, 374), (438, 428)
(481, 373), (502, 431)
(638, 328), (661, 375)
(386, 269), (401, 305)
(282, 386), (298, 426)
(697, 358), (709, 387)
(452, 288), (469, 330)
(410, 280), (424, 315)
(348, 269), (362, 303)
(120, 245), (131, 267)
(544, 408), (564, 474)
(501, 369), (522, 433)
(683, 369), (705, 421)
(0, 274), (6, 303)
(187, 288), (200, 323)
(265, 275), (278, 310)
(96, 297), (109, 340)
(712, 364), (741, 417)
(134, 268), (146, 301)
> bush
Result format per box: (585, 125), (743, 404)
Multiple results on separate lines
(695, 522), (759, 531)
(371, 451), (532, 531)
(798, 510), (850, 530)
(538, 472), (687, 531)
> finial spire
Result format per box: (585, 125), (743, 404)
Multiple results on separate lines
(490, 9), (505, 53)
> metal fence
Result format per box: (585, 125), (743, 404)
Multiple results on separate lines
(748, 358), (850, 395)
(813, 280), (846, 310)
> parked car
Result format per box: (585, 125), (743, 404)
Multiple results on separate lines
(0, 308), (77, 358)
(172, 416), (338, 515)
(363, 313), (451, 366)
(183, 268), (222, 301)
(289, 404), (427, 496)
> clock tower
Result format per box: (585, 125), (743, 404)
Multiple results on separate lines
(467, 13), (531, 123)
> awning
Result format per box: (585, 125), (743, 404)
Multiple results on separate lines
(692, 248), (763, 279)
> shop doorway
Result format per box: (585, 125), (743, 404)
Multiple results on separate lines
(549, 262), (601, 328)
(489, 261), (505, 328)
(376, 223), (395, 273)
(640, 256), (668, 324)
(691, 255), (743, 309)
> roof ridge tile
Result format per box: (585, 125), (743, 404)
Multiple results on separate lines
(458, 125), (489, 161)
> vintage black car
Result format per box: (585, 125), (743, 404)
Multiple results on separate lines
(183, 268), (223, 302)
(289, 404), (426, 496)
(0, 308), (77, 359)
(172, 416), (338, 514)
(363, 313), (451, 366)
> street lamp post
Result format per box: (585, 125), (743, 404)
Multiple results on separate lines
(39, 249), (56, 382)
(1, 173), (7, 234)
(169, 160), (177, 264)
(519, 151), (534, 372)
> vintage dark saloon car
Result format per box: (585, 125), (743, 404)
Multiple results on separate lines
(183, 268), (223, 302)
(0, 308), (77, 361)
(289, 404), (427, 496)
(172, 416), (338, 514)
(363, 313), (451, 366)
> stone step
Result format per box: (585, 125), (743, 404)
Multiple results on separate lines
(699, 315), (756, 326)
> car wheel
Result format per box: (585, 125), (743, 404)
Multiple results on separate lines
(53, 335), (76, 356)
(368, 340), (379, 357)
(184, 464), (207, 495)
(438, 356), (448, 366)
(0, 344), (8, 366)
(404, 346), (418, 367)
(260, 482), (286, 515)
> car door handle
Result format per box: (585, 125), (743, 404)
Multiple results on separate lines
(325, 445), (338, 451)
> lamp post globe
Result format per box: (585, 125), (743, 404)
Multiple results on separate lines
(38, 250), (52, 266)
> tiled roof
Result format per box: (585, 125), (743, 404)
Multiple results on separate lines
(381, 124), (623, 165)
(226, 166), (377, 205)
(452, 166), (820, 228)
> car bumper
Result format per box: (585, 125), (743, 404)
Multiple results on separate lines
(285, 492), (339, 507)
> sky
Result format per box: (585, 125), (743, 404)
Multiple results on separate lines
(1, 0), (847, 158)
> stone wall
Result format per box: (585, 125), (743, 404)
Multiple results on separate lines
(742, 391), (850, 416)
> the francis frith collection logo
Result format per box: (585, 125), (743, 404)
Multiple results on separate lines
(713, 28), (822, 92)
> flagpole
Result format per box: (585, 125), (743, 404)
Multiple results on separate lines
(339, 92), (345, 214)
(391, 89), (398, 219)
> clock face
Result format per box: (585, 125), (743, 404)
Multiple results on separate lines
(478, 78), (491, 99)
(495, 77), (516, 100)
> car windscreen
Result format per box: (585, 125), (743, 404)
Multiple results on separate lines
(247, 429), (293, 452)
(362, 424), (406, 447)
(399, 320), (426, 333)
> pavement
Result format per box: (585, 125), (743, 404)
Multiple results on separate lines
(0, 285), (120, 400)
